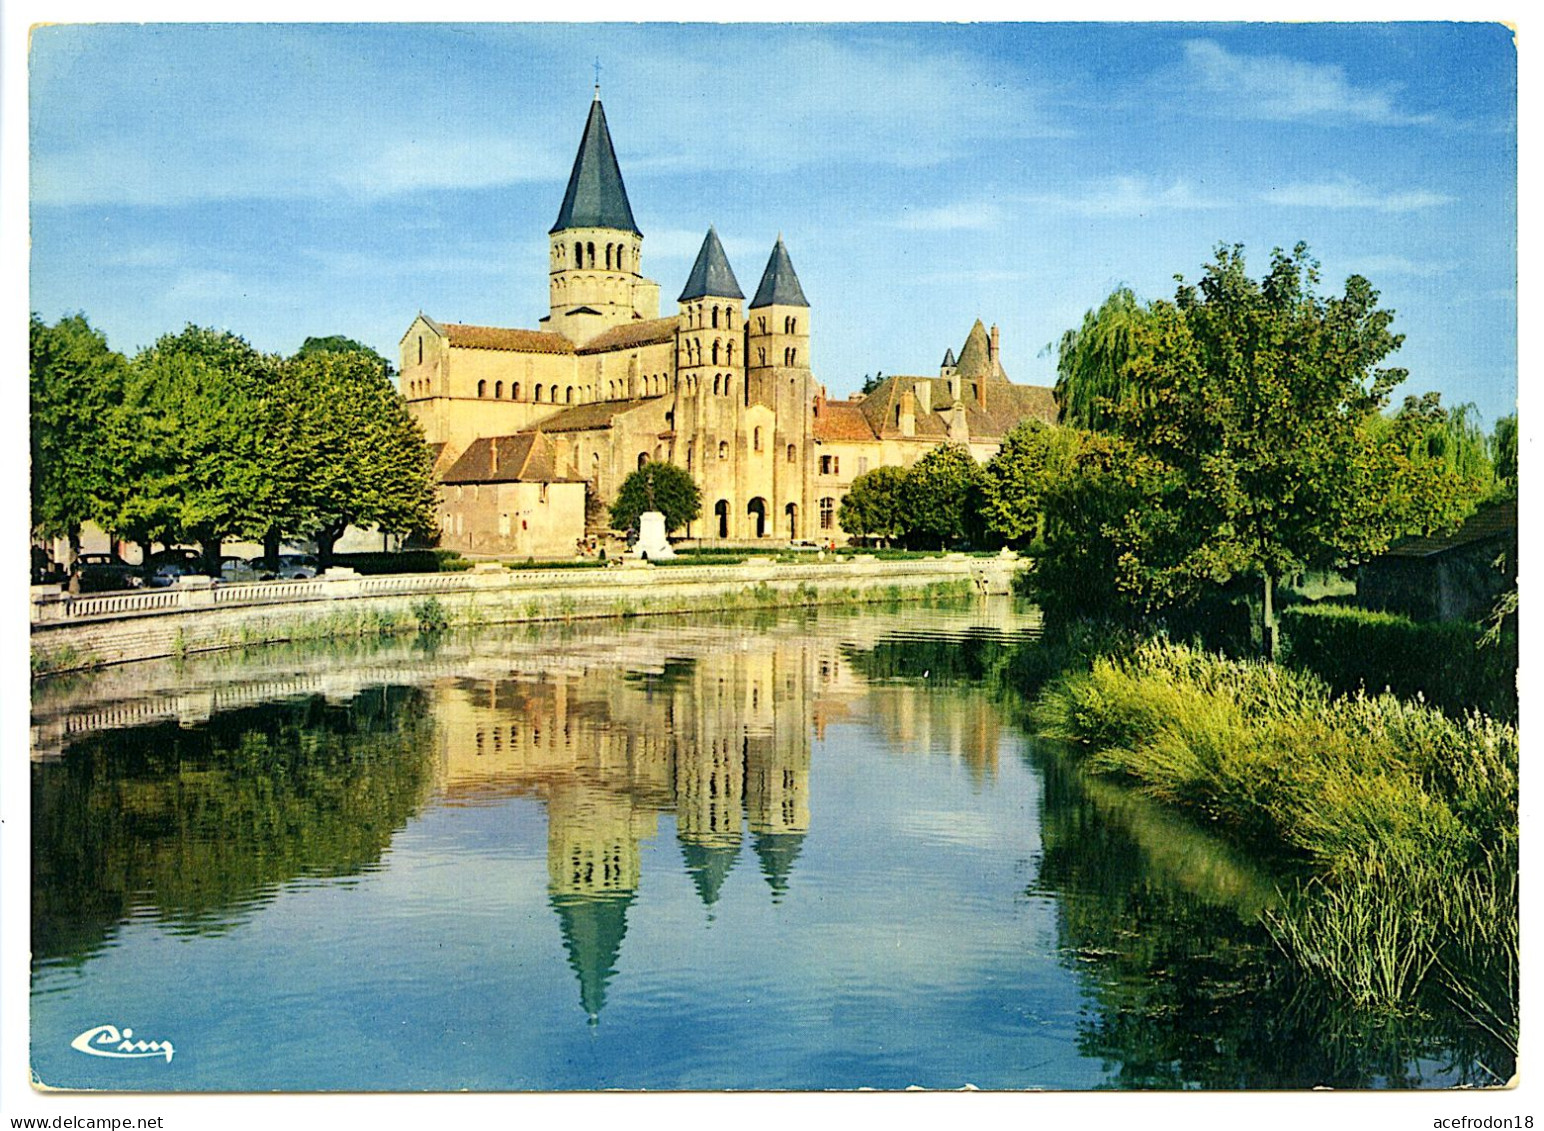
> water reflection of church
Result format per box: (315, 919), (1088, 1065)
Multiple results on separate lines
(427, 643), (814, 1020)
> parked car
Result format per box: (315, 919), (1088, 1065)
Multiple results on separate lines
(146, 560), (205, 588)
(71, 553), (144, 593)
(275, 554), (319, 580)
(219, 555), (266, 582)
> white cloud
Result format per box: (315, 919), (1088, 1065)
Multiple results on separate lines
(1024, 176), (1229, 218)
(1178, 39), (1432, 126)
(1262, 177), (1453, 212)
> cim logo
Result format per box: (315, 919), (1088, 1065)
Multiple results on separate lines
(70, 1024), (175, 1063)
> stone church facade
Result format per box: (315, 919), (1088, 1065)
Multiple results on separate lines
(399, 91), (1057, 557)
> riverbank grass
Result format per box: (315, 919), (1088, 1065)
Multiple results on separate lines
(1032, 639), (1517, 1034)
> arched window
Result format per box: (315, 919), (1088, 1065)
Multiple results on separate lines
(574, 241), (581, 266)
(787, 444), (796, 463)
(535, 384), (544, 403)
(477, 380), (487, 398)
(605, 244), (613, 270)
(638, 452), (648, 469)
(718, 441), (728, 460)
(726, 341), (735, 364)
(819, 497), (835, 530)
(715, 499), (729, 538)
(725, 307), (735, 330)
(495, 381), (503, 398)
(753, 427), (762, 452)
(712, 306), (720, 329)
(417, 336), (423, 365)
(513, 382), (521, 400)
(712, 340), (721, 365)
(566, 386), (574, 404)
(758, 316), (767, 334)
(758, 347), (767, 366)
(586, 242), (595, 267)
(713, 374), (721, 396)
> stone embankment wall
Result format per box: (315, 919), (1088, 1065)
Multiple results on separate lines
(31, 556), (1021, 674)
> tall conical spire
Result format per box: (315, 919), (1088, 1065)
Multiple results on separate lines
(954, 319), (992, 378)
(551, 97), (640, 236)
(678, 227), (743, 301)
(749, 236), (809, 309)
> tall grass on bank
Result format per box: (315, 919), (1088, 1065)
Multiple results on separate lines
(1032, 640), (1517, 1040)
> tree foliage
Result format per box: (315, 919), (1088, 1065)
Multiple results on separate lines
(900, 442), (981, 549)
(31, 318), (438, 568)
(1490, 414), (1517, 491)
(978, 420), (1082, 550)
(838, 464), (908, 545)
(284, 347), (438, 563)
(30, 314), (127, 551)
(1036, 244), (1487, 653)
(1054, 287), (1151, 431)
(609, 460), (701, 536)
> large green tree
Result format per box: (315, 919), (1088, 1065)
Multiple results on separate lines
(898, 442), (982, 550)
(98, 326), (280, 569)
(837, 464), (908, 545)
(1108, 243), (1480, 656)
(609, 460), (701, 536)
(978, 420), (1082, 550)
(30, 314), (128, 561)
(285, 347), (438, 565)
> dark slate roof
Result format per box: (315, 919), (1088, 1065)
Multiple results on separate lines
(550, 97), (641, 236)
(941, 347), (956, 368)
(576, 317), (678, 355)
(680, 836), (740, 907)
(443, 323), (575, 355)
(749, 237), (808, 309)
(1379, 499), (1517, 560)
(678, 227), (743, 301)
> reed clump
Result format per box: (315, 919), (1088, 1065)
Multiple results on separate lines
(1033, 639), (1517, 1036)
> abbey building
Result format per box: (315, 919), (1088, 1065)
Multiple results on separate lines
(399, 91), (1057, 557)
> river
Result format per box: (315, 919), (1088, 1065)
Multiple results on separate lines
(29, 599), (1495, 1090)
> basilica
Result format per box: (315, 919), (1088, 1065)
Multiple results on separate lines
(399, 91), (1057, 557)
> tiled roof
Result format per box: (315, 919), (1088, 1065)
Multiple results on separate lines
(749, 238), (809, 309)
(551, 96), (641, 236)
(678, 227), (744, 301)
(813, 401), (877, 442)
(955, 320), (993, 378)
(441, 433), (582, 485)
(858, 374), (1057, 441)
(531, 398), (657, 433)
(1380, 498), (1517, 560)
(577, 317), (678, 354)
(443, 323), (575, 354)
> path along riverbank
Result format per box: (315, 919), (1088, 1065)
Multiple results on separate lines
(30, 555), (1020, 674)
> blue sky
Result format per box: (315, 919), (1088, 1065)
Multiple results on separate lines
(28, 21), (1518, 425)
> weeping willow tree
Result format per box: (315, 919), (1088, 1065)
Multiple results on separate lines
(1053, 287), (1152, 432)
(1370, 394), (1497, 504)
(1491, 414), (1517, 490)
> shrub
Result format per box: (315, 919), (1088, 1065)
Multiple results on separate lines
(1281, 603), (1516, 721)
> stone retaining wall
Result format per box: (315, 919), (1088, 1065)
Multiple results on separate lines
(31, 556), (1021, 674)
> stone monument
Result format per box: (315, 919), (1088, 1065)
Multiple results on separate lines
(628, 511), (677, 561)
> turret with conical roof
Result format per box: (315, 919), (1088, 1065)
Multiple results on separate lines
(678, 227), (743, 302)
(542, 92), (660, 345)
(749, 236), (808, 310)
(744, 236), (814, 540)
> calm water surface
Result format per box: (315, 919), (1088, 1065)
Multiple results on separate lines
(30, 601), (1489, 1090)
